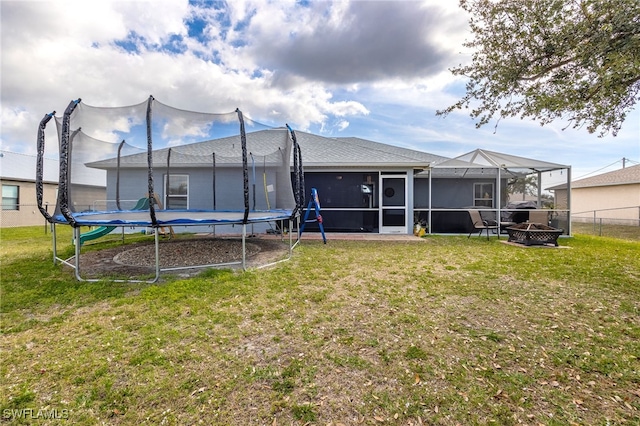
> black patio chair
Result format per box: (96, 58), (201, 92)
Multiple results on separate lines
(467, 209), (499, 240)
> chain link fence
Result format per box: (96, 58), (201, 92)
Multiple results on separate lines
(571, 206), (640, 241)
(1, 203), (52, 230)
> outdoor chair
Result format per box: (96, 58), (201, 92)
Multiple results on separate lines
(467, 209), (499, 240)
(528, 210), (549, 226)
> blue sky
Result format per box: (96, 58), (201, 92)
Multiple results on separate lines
(1, 0), (638, 189)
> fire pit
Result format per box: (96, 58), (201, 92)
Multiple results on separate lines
(506, 223), (563, 246)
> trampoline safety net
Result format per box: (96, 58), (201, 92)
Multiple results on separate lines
(36, 96), (302, 228)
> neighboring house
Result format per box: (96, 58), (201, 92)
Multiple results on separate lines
(1, 151), (58, 227)
(549, 164), (640, 224)
(0, 150), (106, 228)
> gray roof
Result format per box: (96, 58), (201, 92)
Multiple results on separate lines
(87, 128), (291, 169)
(297, 133), (447, 168)
(566, 164), (640, 189)
(87, 128), (449, 170)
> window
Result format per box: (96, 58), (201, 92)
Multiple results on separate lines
(2, 185), (19, 210)
(164, 175), (188, 209)
(474, 183), (493, 207)
(303, 172), (379, 208)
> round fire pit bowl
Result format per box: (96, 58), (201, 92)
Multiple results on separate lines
(506, 223), (564, 246)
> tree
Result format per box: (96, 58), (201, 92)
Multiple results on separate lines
(437, 0), (640, 136)
(507, 175), (538, 200)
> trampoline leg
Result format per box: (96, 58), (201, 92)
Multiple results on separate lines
(52, 223), (58, 265)
(289, 218), (293, 257)
(242, 224), (247, 270)
(74, 227), (83, 281)
(154, 228), (160, 279)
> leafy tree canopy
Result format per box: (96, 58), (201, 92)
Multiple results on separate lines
(507, 175), (538, 197)
(438, 0), (640, 136)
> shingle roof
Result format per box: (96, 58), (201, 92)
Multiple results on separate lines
(87, 128), (449, 170)
(298, 133), (448, 168)
(570, 164), (640, 189)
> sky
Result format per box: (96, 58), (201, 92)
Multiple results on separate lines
(1, 0), (639, 190)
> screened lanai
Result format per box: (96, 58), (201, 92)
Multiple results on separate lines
(413, 149), (572, 236)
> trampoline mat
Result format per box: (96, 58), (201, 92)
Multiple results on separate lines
(54, 209), (294, 226)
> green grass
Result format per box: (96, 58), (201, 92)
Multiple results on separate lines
(1, 226), (639, 425)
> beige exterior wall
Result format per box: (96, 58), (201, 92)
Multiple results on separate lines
(1, 179), (58, 227)
(552, 189), (568, 210)
(571, 183), (640, 221)
(1, 179), (106, 227)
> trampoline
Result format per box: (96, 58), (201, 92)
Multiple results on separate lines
(36, 96), (305, 282)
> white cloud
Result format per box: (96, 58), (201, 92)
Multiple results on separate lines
(0, 0), (638, 181)
(337, 120), (350, 131)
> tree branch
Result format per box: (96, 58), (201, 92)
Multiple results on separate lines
(517, 57), (576, 81)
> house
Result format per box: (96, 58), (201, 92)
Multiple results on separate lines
(549, 164), (640, 225)
(83, 131), (570, 235)
(40, 97), (572, 236)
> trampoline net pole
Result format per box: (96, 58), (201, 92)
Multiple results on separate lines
(236, 108), (250, 224)
(212, 153), (216, 210)
(58, 99), (81, 227)
(116, 140), (125, 211)
(36, 111), (55, 222)
(146, 95), (158, 227)
(166, 148), (172, 210)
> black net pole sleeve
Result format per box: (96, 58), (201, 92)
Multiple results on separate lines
(287, 124), (303, 216)
(146, 95), (158, 227)
(115, 140), (125, 210)
(36, 111), (56, 222)
(166, 148), (171, 210)
(252, 153), (256, 210)
(288, 125), (299, 210)
(212, 153), (216, 210)
(236, 108), (250, 223)
(288, 125), (305, 214)
(263, 156), (269, 210)
(58, 99), (81, 227)
(298, 144), (305, 212)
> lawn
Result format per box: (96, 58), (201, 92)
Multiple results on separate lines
(1, 227), (639, 425)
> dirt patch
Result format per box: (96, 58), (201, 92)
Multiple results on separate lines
(73, 236), (291, 279)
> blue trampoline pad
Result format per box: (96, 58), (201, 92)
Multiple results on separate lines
(53, 209), (294, 227)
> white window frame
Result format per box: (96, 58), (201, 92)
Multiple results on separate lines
(2, 184), (19, 211)
(473, 182), (494, 208)
(164, 174), (189, 209)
